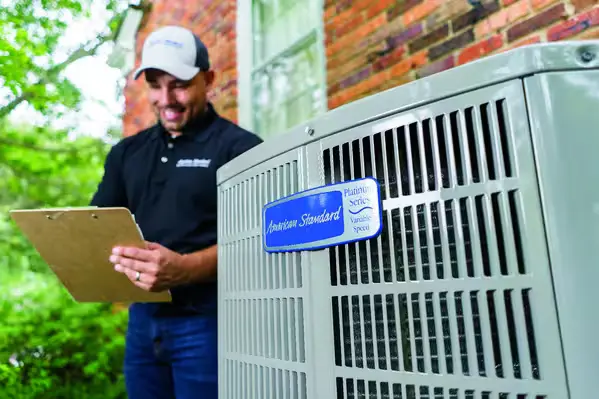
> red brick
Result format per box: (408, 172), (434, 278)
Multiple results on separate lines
(409, 23), (449, 53)
(475, 0), (530, 37)
(503, 35), (542, 52)
(353, 0), (374, 12)
(336, 0), (353, 13)
(327, 14), (387, 57)
(417, 54), (455, 78)
(425, 0), (471, 29)
(325, 5), (336, 21)
(326, 6), (356, 36)
(458, 34), (504, 65)
(531, 0), (560, 10)
(390, 50), (429, 76)
(402, 0), (444, 26)
(548, 7), (599, 40)
(507, 3), (567, 42)
(452, 0), (501, 32)
(429, 29), (475, 60)
(328, 40), (387, 79)
(366, 0), (396, 19)
(334, 13), (366, 38)
(351, 69), (390, 99)
(337, 66), (373, 92)
(329, 68), (392, 108)
(357, 15), (405, 51)
(373, 46), (407, 72)
(572, 0), (599, 11)
(387, 0), (423, 21)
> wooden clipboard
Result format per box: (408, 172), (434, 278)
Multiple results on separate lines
(9, 207), (171, 303)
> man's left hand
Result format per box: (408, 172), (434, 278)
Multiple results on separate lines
(109, 242), (187, 292)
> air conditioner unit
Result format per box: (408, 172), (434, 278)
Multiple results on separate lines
(216, 41), (599, 399)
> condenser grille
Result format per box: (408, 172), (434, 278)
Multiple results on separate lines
(219, 155), (307, 397)
(319, 87), (562, 398)
(222, 160), (303, 292)
(322, 100), (514, 201)
(331, 289), (539, 379)
(225, 360), (307, 399)
(222, 160), (300, 236)
(334, 379), (547, 399)
(329, 192), (526, 286)
(225, 297), (306, 362)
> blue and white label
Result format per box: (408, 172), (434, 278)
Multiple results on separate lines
(263, 177), (382, 253)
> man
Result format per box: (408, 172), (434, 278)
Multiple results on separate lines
(90, 25), (263, 398)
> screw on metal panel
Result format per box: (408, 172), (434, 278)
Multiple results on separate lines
(305, 126), (315, 136)
(580, 50), (596, 63)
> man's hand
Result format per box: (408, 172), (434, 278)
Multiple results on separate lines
(109, 242), (187, 292)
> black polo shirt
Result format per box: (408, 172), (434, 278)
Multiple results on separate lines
(90, 103), (262, 313)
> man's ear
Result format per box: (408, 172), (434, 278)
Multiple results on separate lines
(204, 70), (216, 87)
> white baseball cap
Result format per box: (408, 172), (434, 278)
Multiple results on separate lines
(133, 25), (210, 81)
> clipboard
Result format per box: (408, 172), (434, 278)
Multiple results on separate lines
(9, 207), (171, 303)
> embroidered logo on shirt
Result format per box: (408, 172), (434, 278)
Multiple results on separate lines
(176, 158), (212, 168)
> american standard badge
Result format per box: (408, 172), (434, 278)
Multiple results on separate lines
(262, 177), (383, 253)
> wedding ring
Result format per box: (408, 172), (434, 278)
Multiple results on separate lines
(135, 271), (141, 282)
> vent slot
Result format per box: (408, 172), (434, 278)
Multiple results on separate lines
(332, 289), (542, 380)
(226, 297), (305, 362)
(334, 379), (548, 399)
(223, 160), (303, 292)
(329, 192), (526, 286)
(322, 99), (515, 200)
(226, 361), (307, 399)
(220, 156), (306, 398)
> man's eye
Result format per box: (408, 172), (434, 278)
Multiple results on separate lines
(174, 82), (189, 88)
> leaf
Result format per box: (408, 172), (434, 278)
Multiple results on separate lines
(0, 0), (129, 119)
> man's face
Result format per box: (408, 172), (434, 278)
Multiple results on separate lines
(145, 69), (214, 134)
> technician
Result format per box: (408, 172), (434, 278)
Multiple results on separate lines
(90, 25), (263, 398)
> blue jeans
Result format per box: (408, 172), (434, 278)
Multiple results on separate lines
(124, 303), (218, 399)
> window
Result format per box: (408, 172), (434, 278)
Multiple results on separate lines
(238, 0), (326, 139)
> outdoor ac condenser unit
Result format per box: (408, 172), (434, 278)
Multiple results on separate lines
(216, 41), (599, 399)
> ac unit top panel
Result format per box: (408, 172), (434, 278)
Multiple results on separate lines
(217, 41), (599, 185)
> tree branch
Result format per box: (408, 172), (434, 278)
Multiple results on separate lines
(0, 93), (32, 119)
(0, 11), (125, 120)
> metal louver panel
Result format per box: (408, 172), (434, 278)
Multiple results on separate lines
(316, 81), (566, 399)
(215, 43), (599, 399)
(218, 150), (308, 399)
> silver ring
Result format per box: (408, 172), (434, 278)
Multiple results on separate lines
(135, 271), (141, 282)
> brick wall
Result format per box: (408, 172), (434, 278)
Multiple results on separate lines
(122, 0), (238, 137)
(326, 0), (599, 110)
(122, 0), (599, 137)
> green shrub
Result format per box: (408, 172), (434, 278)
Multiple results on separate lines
(0, 270), (128, 399)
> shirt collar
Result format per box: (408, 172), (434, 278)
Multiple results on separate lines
(152, 102), (219, 143)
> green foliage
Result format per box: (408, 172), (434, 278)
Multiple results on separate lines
(0, 0), (126, 119)
(0, 122), (111, 273)
(0, 122), (109, 207)
(0, 123), (128, 398)
(0, 269), (128, 399)
(0, 1), (133, 397)
(0, 0), (88, 112)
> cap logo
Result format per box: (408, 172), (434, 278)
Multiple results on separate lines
(149, 38), (184, 49)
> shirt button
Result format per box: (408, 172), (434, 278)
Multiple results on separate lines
(161, 157), (168, 163)
(167, 143), (174, 149)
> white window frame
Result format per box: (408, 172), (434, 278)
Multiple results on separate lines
(236, 0), (328, 137)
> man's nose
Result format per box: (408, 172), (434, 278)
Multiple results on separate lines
(157, 87), (175, 106)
